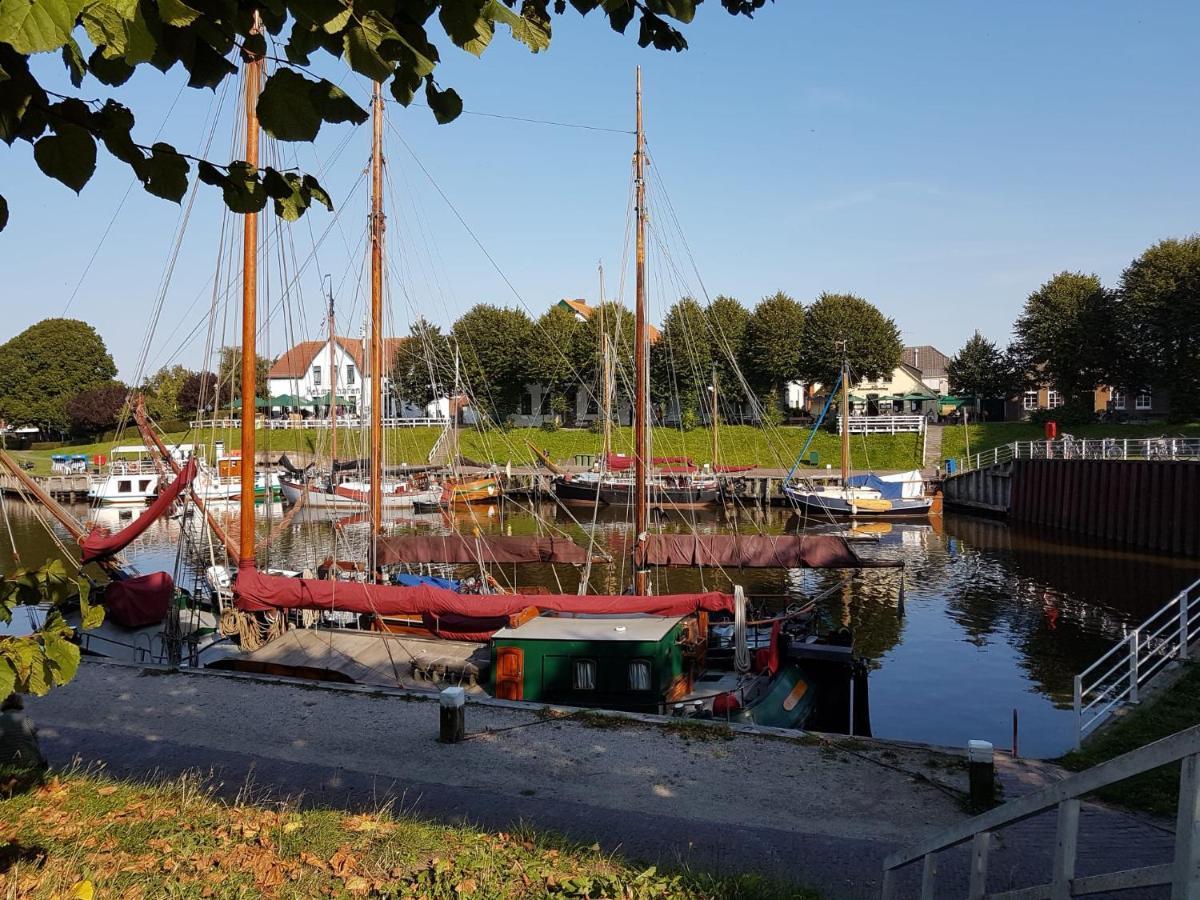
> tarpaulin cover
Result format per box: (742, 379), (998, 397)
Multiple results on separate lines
(80, 459), (197, 563)
(104, 571), (174, 628)
(376, 534), (589, 566)
(845, 469), (925, 500)
(235, 566), (734, 620)
(636, 533), (864, 568)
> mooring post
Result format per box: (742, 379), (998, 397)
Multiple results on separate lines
(439, 686), (465, 743)
(968, 740), (995, 810)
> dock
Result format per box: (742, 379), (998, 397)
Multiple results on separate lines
(0, 471), (90, 501)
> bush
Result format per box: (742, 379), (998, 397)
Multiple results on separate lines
(679, 406), (698, 432)
(540, 417), (559, 432)
(760, 389), (783, 428)
(1029, 398), (1095, 427)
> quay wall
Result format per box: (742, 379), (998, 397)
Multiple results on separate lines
(946, 459), (1200, 557)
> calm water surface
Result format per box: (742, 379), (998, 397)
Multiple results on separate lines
(2, 496), (1196, 757)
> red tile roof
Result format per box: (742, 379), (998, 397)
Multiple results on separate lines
(268, 336), (408, 379)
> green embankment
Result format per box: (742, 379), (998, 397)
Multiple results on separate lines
(939, 422), (1200, 466)
(1060, 665), (1200, 818)
(13, 425), (927, 473)
(0, 771), (815, 898)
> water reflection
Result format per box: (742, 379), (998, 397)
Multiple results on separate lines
(1, 495), (1196, 757)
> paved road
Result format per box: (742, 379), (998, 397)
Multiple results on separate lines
(24, 662), (1177, 898)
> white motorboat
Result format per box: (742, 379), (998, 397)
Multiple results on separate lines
(279, 475), (442, 509)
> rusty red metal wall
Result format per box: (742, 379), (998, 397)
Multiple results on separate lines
(1009, 460), (1200, 556)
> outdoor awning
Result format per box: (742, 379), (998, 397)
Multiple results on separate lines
(311, 392), (357, 405)
(897, 391), (937, 401)
(227, 397), (271, 410)
(939, 396), (969, 408)
(270, 394), (313, 407)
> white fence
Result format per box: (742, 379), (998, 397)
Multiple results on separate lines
(1074, 575), (1200, 748)
(882, 722), (1200, 898)
(837, 415), (927, 435)
(189, 417), (447, 430)
(952, 436), (1200, 475)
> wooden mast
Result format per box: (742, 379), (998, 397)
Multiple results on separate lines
(839, 343), (850, 484)
(368, 81), (385, 575)
(238, 15), (264, 568)
(633, 66), (649, 595)
(599, 261), (612, 465)
(711, 367), (719, 471)
(327, 282), (338, 464)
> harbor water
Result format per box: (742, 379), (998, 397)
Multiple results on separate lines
(2, 496), (1196, 758)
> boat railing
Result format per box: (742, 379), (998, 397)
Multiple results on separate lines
(881, 721), (1200, 898)
(836, 414), (926, 434)
(951, 436), (1200, 475)
(1073, 574), (1200, 748)
(189, 417), (449, 430)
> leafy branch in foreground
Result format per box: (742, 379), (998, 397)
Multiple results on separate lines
(0, 560), (103, 699)
(0, 0), (771, 232)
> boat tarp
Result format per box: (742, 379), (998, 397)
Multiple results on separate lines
(234, 566), (735, 624)
(845, 469), (925, 500)
(79, 458), (197, 563)
(104, 571), (174, 628)
(376, 534), (589, 566)
(636, 533), (865, 568)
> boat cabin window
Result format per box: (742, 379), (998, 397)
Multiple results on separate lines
(117, 480), (132, 493)
(572, 659), (597, 691)
(628, 659), (651, 691)
(139, 479), (152, 493)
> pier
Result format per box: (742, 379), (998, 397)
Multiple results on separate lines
(0, 471), (90, 501)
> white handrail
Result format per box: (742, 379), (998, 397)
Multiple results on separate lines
(950, 436), (1200, 475)
(837, 414), (927, 434)
(189, 417), (447, 430)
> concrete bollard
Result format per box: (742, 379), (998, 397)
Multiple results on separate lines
(439, 686), (465, 744)
(967, 740), (995, 809)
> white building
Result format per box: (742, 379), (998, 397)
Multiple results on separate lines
(265, 336), (423, 418)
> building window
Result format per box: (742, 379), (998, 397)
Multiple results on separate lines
(520, 392), (533, 416)
(1047, 390), (1063, 408)
(345, 365), (356, 386)
(313, 365), (322, 387)
(1112, 390), (1126, 410)
(1136, 390), (1152, 410)
(572, 659), (596, 691)
(628, 659), (651, 691)
(1023, 391), (1039, 411)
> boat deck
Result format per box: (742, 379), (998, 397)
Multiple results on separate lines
(207, 627), (490, 693)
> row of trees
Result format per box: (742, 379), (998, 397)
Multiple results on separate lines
(392, 292), (903, 421)
(946, 235), (1200, 421)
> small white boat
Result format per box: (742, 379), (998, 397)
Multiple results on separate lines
(87, 444), (189, 505)
(279, 476), (442, 509)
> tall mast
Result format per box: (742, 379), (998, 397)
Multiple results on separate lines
(839, 343), (850, 484)
(238, 15), (264, 568)
(327, 282), (337, 464)
(633, 66), (648, 595)
(368, 81), (385, 573)
(599, 261), (612, 464)
(711, 367), (719, 471)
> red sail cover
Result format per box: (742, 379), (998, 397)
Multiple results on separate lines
(104, 571), (174, 628)
(80, 458), (198, 563)
(376, 534), (589, 566)
(636, 533), (864, 568)
(235, 566), (734, 621)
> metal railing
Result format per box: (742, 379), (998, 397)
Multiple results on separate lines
(188, 417), (447, 430)
(1074, 575), (1200, 747)
(427, 421), (453, 465)
(952, 436), (1200, 475)
(837, 414), (927, 434)
(882, 722), (1200, 898)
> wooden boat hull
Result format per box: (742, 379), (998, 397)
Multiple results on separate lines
(552, 476), (719, 509)
(783, 485), (933, 519)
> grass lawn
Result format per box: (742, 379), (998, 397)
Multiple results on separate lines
(939, 421), (1200, 466)
(1059, 663), (1200, 818)
(0, 770), (816, 898)
(13, 424), (928, 473)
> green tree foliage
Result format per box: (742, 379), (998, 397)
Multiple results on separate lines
(216, 347), (270, 403)
(0, 560), (102, 701)
(799, 292), (902, 386)
(142, 364), (191, 419)
(742, 291), (804, 396)
(570, 302), (636, 409)
(65, 379), (128, 434)
(1011, 272), (1112, 402)
(1116, 236), (1200, 420)
(452, 304), (533, 418)
(0, 0), (768, 233)
(0, 318), (116, 433)
(706, 294), (749, 397)
(947, 331), (1015, 400)
(392, 319), (452, 407)
(652, 297), (711, 410)
(177, 370), (216, 414)
(527, 305), (581, 417)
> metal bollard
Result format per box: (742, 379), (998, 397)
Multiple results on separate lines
(968, 740), (995, 810)
(439, 686), (465, 744)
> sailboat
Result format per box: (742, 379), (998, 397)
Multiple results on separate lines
(784, 350), (933, 518)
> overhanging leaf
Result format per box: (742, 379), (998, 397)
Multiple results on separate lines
(134, 142), (189, 201)
(0, 0), (86, 54)
(645, 0), (696, 24)
(222, 160), (268, 213)
(424, 78), (462, 124)
(78, 580), (104, 630)
(61, 37), (87, 87)
(257, 68), (322, 141)
(196, 159), (224, 185)
(33, 124), (97, 193)
(439, 0), (492, 56)
(156, 0), (200, 27)
(87, 47), (134, 86)
(0, 193), (7, 232)
(343, 13), (397, 82)
(302, 173), (332, 211)
(490, 0), (550, 52)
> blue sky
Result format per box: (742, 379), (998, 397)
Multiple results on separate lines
(2, 1), (1198, 381)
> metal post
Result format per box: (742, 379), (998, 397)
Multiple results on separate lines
(920, 852), (938, 900)
(1181, 591), (1191, 661)
(1131, 630), (1141, 704)
(1173, 753), (1200, 898)
(848, 675), (855, 736)
(1051, 798), (1080, 900)
(968, 832), (990, 900)
(1073, 675), (1083, 749)
(439, 686), (465, 743)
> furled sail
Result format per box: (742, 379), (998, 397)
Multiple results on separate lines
(79, 458), (198, 563)
(375, 534), (591, 566)
(634, 533), (898, 569)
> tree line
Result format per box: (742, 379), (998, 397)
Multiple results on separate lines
(947, 235), (1200, 422)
